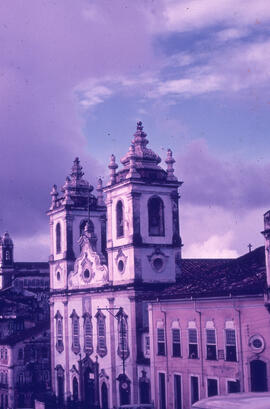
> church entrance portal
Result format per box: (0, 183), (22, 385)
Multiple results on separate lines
(101, 382), (108, 409)
(250, 359), (268, 392)
(80, 355), (99, 409)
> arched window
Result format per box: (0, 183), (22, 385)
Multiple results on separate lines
(80, 219), (94, 236)
(117, 309), (129, 360)
(55, 311), (64, 353)
(96, 310), (107, 357)
(84, 314), (93, 354)
(56, 223), (61, 254)
(116, 201), (124, 238)
(148, 196), (164, 236)
(70, 310), (80, 354)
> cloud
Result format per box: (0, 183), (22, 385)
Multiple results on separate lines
(216, 27), (250, 42)
(162, 0), (270, 32)
(184, 231), (239, 258)
(77, 85), (113, 108)
(0, 0), (156, 260)
(176, 139), (270, 211)
(181, 203), (265, 258)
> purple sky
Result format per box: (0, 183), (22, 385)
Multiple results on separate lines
(1, 0), (270, 260)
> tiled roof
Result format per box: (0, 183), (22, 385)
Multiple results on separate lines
(161, 246), (266, 299)
(180, 258), (233, 277)
(0, 320), (49, 346)
(14, 262), (49, 271)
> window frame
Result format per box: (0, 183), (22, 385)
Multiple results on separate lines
(188, 328), (199, 359)
(172, 328), (181, 358)
(56, 222), (61, 254)
(157, 327), (166, 356)
(225, 328), (237, 362)
(83, 313), (93, 354)
(206, 328), (217, 361)
(190, 375), (200, 406)
(55, 311), (64, 353)
(148, 196), (165, 237)
(173, 373), (183, 409)
(96, 310), (107, 358)
(116, 200), (124, 238)
(207, 377), (219, 397)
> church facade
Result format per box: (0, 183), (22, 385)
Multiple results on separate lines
(48, 122), (182, 408)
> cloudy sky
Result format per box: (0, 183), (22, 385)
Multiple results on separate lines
(1, 0), (270, 261)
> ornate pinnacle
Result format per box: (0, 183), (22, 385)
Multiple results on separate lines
(96, 178), (104, 206)
(132, 121), (148, 149)
(50, 184), (58, 209)
(126, 144), (139, 179)
(165, 149), (176, 180)
(70, 157), (84, 181)
(108, 154), (118, 184)
(63, 177), (73, 205)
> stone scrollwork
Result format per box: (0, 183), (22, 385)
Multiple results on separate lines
(115, 249), (128, 274)
(147, 247), (169, 273)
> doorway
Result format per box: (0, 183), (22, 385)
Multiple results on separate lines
(101, 382), (108, 409)
(250, 360), (268, 392)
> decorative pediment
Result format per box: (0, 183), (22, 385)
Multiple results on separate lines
(70, 365), (79, 375)
(115, 249), (128, 275)
(99, 368), (109, 380)
(68, 232), (109, 289)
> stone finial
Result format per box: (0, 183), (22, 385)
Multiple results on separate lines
(165, 149), (177, 180)
(71, 157), (84, 181)
(108, 154), (118, 185)
(50, 184), (58, 209)
(126, 144), (139, 179)
(63, 177), (73, 205)
(2, 232), (13, 247)
(96, 178), (105, 206)
(132, 121), (148, 149)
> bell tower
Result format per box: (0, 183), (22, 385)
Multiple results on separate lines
(0, 232), (14, 289)
(103, 122), (183, 285)
(47, 158), (106, 291)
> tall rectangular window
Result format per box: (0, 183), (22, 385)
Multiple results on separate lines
(172, 329), (181, 357)
(96, 311), (107, 357)
(225, 329), (237, 362)
(159, 373), (166, 409)
(208, 378), (218, 397)
(55, 311), (64, 353)
(206, 329), (217, 360)
(145, 335), (150, 357)
(188, 329), (198, 359)
(71, 310), (80, 354)
(174, 374), (182, 409)
(84, 315), (93, 354)
(157, 328), (165, 356)
(190, 376), (199, 404)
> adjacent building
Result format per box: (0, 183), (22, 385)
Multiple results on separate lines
(0, 232), (50, 408)
(148, 247), (269, 409)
